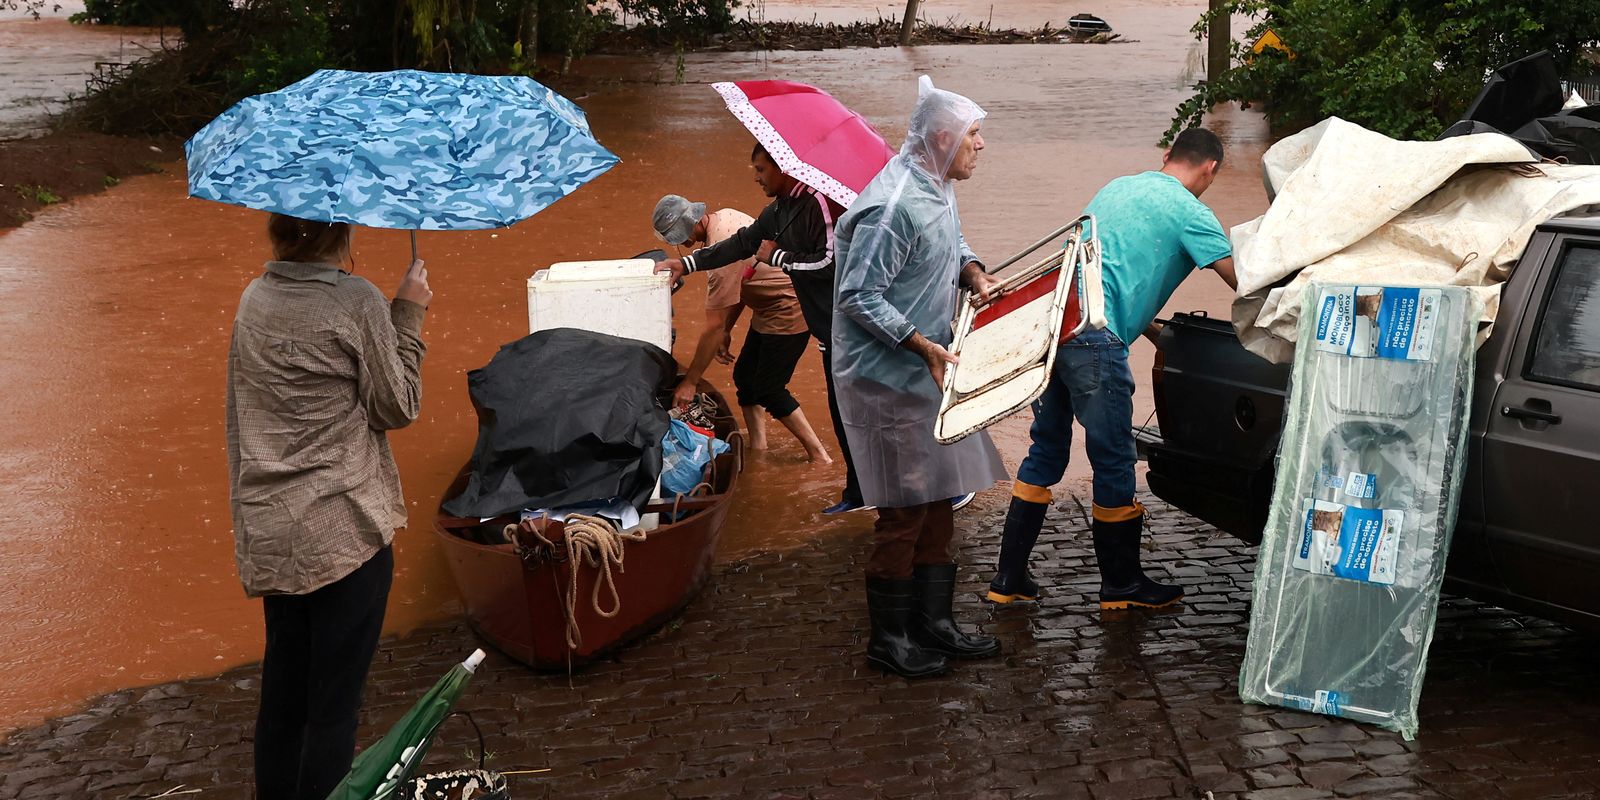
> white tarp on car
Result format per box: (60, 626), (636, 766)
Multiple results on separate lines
(1231, 117), (1600, 362)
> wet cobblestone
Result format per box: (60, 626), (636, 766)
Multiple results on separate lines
(2, 495), (1599, 799)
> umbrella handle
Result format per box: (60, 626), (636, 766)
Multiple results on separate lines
(410, 230), (418, 262)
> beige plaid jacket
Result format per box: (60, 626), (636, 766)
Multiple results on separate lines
(226, 261), (427, 597)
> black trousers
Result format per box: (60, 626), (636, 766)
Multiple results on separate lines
(733, 329), (808, 418)
(790, 268), (863, 505)
(255, 546), (393, 800)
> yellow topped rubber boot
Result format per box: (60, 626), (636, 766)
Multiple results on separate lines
(986, 488), (1050, 604)
(1092, 504), (1183, 610)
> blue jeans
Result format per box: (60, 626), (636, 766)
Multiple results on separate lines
(1015, 328), (1137, 509)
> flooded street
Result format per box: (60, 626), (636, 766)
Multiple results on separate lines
(0, 0), (1267, 731)
(0, 12), (169, 138)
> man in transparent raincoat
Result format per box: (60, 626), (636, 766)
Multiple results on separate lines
(831, 76), (1008, 678)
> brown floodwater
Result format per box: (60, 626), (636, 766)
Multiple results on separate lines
(0, 0), (1266, 731)
(0, 17), (170, 138)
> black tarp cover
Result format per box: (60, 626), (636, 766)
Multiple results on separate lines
(1439, 51), (1600, 165)
(441, 328), (676, 519)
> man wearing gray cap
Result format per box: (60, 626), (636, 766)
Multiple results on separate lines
(653, 194), (832, 463)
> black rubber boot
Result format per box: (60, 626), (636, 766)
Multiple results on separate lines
(1092, 512), (1183, 610)
(912, 564), (1001, 659)
(865, 578), (950, 678)
(987, 496), (1047, 603)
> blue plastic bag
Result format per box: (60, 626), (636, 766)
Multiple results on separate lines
(659, 419), (729, 496)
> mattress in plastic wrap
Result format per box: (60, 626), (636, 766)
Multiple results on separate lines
(1239, 283), (1480, 739)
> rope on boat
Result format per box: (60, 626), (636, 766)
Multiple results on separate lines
(527, 514), (647, 651)
(499, 421), (739, 654)
(670, 482), (714, 520)
(726, 428), (746, 473)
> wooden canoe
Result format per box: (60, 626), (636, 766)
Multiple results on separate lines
(432, 383), (741, 670)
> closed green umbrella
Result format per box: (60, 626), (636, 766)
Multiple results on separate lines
(325, 649), (487, 800)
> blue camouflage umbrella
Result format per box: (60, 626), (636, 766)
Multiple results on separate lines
(184, 69), (618, 235)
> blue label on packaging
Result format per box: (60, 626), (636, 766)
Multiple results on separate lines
(1293, 499), (1402, 585)
(1312, 690), (1344, 716)
(1373, 288), (1419, 359)
(1299, 509), (1315, 561)
(1331, 506), (1385, 581)
(1281, 689), (1345, 717)
(1316, 295), (1338, 341)
(1313, 286), (1440, 362)
(1343, 472), (1377, 499)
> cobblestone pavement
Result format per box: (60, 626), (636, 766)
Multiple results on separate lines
(4, 495), (1600, 800)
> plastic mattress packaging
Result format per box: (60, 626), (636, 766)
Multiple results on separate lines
(1239, 283), (1480, 740)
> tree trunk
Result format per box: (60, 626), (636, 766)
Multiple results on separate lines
(520, 0), (539, 67)
(393, 0), (405, 69)
(1207, 0), (1229, 84)
(898, 0), (920, 46)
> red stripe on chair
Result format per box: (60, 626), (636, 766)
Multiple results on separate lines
(972, 267), (1061, 331)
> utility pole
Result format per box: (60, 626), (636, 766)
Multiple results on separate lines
(1207, 0), (1230, 83)
(899, 0), (921, 46)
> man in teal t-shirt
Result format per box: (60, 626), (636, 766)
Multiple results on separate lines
(986, 127), (1239, 610)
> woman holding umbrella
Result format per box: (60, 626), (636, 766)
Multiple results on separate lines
(226, 214), (431, 799)
(186, 66), (617, 796)
(190, 67), (617, 796)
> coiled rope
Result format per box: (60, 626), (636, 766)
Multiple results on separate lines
(509, 513), (647, 651)
(503, 411), (739, 655)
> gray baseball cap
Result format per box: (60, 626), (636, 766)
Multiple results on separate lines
(652, 194), (706, 246)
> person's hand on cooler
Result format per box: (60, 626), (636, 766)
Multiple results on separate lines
(655, 257), (687, 286)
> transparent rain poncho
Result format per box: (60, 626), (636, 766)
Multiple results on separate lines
(830, 76), (1007, 508)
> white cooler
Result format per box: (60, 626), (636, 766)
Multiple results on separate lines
(527, 259), (672, 352)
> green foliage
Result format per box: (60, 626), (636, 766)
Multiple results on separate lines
(15, 184), (63, 205)
(618, 0), (735, 39)
(225, 1), (335, 97)
(461, 746), (497, 763)
(535, 0), (613, 63)
(407, 0), (503, 70)
(69, 0), (231, 37)
(1166, 0), (1600, 145)
(402, 0), (737, 72)
(63, 0), (741, 136)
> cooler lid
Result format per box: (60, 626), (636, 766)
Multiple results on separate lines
(538, 258), (660, 283)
